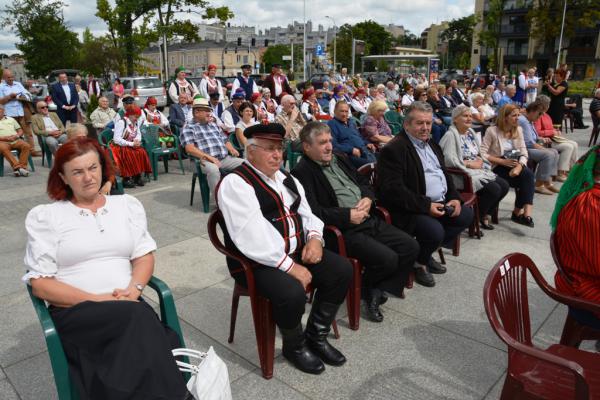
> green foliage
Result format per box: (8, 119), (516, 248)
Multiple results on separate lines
(79, 29), (122, 78)
(568, 80), (596, 98)
(441, 14), (477, 69)
(1, 0), (80, 78)
(261, 44), (302, 72)
(394, 30), (420, 46)
(528, 0), (600, 45)
(86, 94), (99, 120)
(335, 21), (393, 72)
(477, 0), (506, 72)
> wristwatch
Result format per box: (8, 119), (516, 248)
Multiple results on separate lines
(134, 283), (145, 293)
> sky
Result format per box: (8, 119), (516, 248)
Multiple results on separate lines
(0, 0), (474, 54)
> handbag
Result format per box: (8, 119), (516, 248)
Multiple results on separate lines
(550, 135), (570, 144)
(172, 347), (232, 400)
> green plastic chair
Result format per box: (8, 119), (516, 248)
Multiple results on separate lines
(189, 155), (211, 213)
(142, 125), (185, 181)
(286, 141), (302, 170)
(36, 135), (53, 168)
(228, 133), (243, 153)
(97, 128), (124, 195)
(27, 276), (187, 400)
(384, 110), (404, 135)
(0, 148), (35, 177)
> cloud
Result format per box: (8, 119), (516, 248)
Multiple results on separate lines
(0, 0), (474, 53)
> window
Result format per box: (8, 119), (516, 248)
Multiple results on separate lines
(134, 78), (163, 89)
(243, 55), (248, 64)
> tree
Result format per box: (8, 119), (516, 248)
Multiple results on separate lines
(527, 0), (600, 57)
(440, 14), (477, 69)
(1, 0), (80, 78)
(335, 21), (393, 72)
(78, 29), (123, 79)
(261, 44), (301, 73)
(477, 0), (506, 73)
(395, 30), (420, 47)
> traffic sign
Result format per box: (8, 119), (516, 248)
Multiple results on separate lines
(282, 55), (292, 61)
(315, 44), (325, 56)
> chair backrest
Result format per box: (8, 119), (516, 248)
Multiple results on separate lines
(384, 110), (403, 125)
(142, 124), (161, 149)
(483, 253), (534, 346)
(550, 231), (574, 285)
(357, 162), (376, 187)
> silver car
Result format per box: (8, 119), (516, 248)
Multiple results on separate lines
(121, 77), (167, 109)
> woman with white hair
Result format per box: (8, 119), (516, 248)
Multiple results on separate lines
(440, 105), (509, 230)
(261, 87), (278, 122)
(533, 94), (578, 181)
(361, 100), (393, 147)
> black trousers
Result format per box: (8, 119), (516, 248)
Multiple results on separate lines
(476, 177), (510, 218)
(493, 165), (535, 209)
(50, 300), (187, 400)
(56, 108), (78, 125)
(412, 206), (474, 265)
(234, 249), (352, 329)
(342, 216), (419, 296)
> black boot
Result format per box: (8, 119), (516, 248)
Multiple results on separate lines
(281, 324), (325, 374)
(123, 177), (136, 188)
(134, 174), (146, 186)
(365, 288), (384, 323)
(305, 300), (347, 366)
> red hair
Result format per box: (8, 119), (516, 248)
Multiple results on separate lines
(555, 69), (567, 79)
(47, 137), (116, 201)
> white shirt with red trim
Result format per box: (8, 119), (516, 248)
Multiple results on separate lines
(217, 161), (324, 273)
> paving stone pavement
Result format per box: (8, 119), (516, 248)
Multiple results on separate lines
(0, 105), (596, 399)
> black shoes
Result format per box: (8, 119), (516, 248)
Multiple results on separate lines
(305, 300), (347, 366)
(480, 221), (495, 230)
(134, 175), (146, 186)
(511, 212), (534, 228)
(281, 324), (325, 375)
(123, 178), (136, 188)
(427, 258), (447, 274)
(415, 266), (435, 287)
(365, 288), (384, 323)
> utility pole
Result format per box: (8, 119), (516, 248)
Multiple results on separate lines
(303, 0), (307, 81)
(351, 38), (356, 76)
(291, 41), (294, 75)
(556, 0), (567, 69)
(326, 16), (337, 72)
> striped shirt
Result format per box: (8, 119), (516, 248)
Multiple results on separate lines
(555, 184), (600, 309)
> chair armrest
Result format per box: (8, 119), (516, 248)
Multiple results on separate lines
(446, 167), (474, 194)
(323, 225), (347, 256)
(147, 276), (184, 342)
(26, 285), (75, 400)
(374, 206), (391, 224)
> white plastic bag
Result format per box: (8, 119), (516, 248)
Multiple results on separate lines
(172, 347), (232, 400)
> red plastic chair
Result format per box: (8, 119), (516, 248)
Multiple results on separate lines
(207, 210), (342, 379)
(550, 232), (600, 348)
(446, 167), (481, 242)
(484, 253), (600, 399)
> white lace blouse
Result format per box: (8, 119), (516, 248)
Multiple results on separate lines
(23, 195), (157, 294)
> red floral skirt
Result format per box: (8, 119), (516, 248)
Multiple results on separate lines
(110, 144), (152, 178)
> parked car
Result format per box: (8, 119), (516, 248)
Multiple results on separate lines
(120, 77), (167, 109)
(439, 70), (465, 85)
(296, 73), (331, 92)
(365, 72), (389, 86)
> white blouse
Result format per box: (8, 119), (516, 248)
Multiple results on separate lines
(23, 195), (157, 295)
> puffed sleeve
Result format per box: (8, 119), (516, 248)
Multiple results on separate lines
(124, 195), (157, 259)
(23, 205), (59, 284)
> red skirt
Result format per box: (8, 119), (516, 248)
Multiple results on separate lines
(110, 144), (152, 178)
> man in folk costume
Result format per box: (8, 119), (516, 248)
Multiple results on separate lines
(86, 73), (101, 98)
(111, 105), (152, 188)
(216, 123), (352, 374)
(199, 64), (225, 103)
(263, 64), (293, 103)
(221, 88), (246, 136)
(551, 146), (600, 330)
(168, 67), (199, 105)
(231, 64), (259, 101)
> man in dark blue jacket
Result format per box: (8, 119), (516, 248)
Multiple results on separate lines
(326, 101), (375, 168)
(50, 72), (79, 125)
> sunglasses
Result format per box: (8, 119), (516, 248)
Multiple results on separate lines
(39, 106), (48, 109)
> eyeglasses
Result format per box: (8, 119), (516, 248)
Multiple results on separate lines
(251, 143), (284, 153)
(39, 106), (48, 109)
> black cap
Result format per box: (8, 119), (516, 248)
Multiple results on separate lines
(244, 123), (286, 141)
(209, 92), (220, 99)
(241, 64), (252, 69)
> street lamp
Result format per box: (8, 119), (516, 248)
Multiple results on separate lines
(325, 16), (337, 72)
(303, 0), (307, 82)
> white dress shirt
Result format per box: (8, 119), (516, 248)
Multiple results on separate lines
(43, 116), (59, 131)
(61, 83), (71, 104)
(217, 161), (324, 272)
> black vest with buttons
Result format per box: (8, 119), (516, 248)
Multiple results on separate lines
(217, 163), (305, 278)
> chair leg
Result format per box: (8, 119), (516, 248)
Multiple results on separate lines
(152, 155), (158, 180)
(200, 174), (210, 213)
(559, 313), (584, 348)
(452, 235), (460, 257)
(255, 296), (275, 380)
(346, 259), (361, 331)
(228, 285), (242, 343)
(332, 320), (340, 339)
(0, 155), (4, 176)
(190, 173), (197, 206)
(406, 271), (414, 289)
(177, 151), (185, 175)
(163, 156), (169, 174)
(28, 154), (35, 172)
(438, 248), (446, 265)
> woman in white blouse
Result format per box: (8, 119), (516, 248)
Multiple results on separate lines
(23, 137), (189, 399)
(234, 101), (258, 149)
(112, 105), (152, 188)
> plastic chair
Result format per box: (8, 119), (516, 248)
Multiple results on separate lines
(142, 124), (185, 181)
(484, 252), (600, 400)
(589, 121), (599, 147)
(0, 148), (35, 177)
(189, 156), (210, 213)
(446, 167), (481, 241)
(550, 232), (600, 348)
(207, 210), (339, 380)
(285, 140), (302, 170)
(96, 128), (124, 195)
(36, 135), (53, 168)
(27, 276), (187, 400)
(562, 110), (574, 134)
(384, 110), (403, 135)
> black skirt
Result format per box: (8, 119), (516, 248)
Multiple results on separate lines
(50, 300), (188, 400)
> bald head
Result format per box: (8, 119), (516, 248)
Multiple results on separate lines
(3, 69), (14, 85)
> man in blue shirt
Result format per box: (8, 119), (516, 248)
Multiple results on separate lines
(0, 69), (36, 153)
(327, 101), (376, 168)
(497, 84), (516, 109)
(517, 100), (559, 195)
